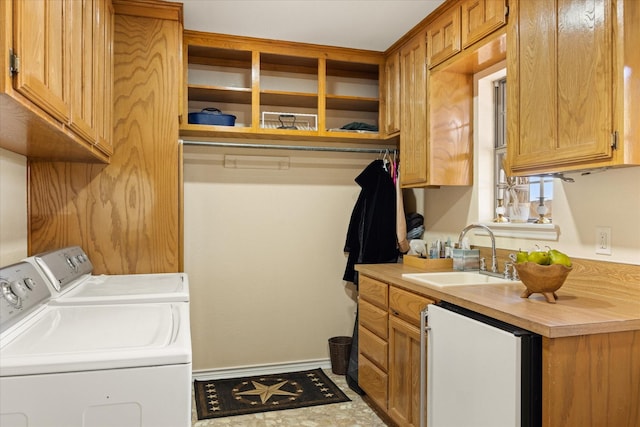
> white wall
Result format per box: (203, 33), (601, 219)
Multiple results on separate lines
(422, 167), (640, 264)
(421, 66), (640, 265)
(0, 148), (28, 265)
(183, 144), (382, 372)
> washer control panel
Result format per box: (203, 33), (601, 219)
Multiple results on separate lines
(0, 261), (51, 333)
(32, 246), (93, 294)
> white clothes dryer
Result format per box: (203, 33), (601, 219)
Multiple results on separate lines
(0, 261), (192, 427)
(25, 246), (189, 305)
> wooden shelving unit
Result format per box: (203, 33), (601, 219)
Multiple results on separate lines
(180, 30), (395, 145)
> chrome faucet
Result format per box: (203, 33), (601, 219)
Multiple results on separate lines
(458, 223), (498, 274)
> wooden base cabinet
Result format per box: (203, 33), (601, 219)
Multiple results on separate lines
(358, 276), (390, 411)
(542, 331), (640, 427)
(388, 286), (433, 427)
(358, 274), (434, 427)
(388, 315), (422, 427)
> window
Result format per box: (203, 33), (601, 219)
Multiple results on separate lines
(494, 78), (553, 223)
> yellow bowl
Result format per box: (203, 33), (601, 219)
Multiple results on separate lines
(514, 262), (572, 303)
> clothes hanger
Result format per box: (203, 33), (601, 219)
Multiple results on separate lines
(380, 149), (389, 171)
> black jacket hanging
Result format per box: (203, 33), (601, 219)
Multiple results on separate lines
(343, 159), (398, 283)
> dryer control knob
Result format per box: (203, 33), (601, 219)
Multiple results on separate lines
(23, 277), (37, 290)
(0, 279), (21, 308)
(10, 280), (28, 299)
(66, 256), (78, 271)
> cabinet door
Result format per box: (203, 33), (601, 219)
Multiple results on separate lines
(507, 0), (614, 174)
(427, 5), (461, 68)
(461, 0), (507, 48)
(388, 315), (423, 427)
(95, 0), (114, 154)
(383, 51), (401, 136)
(68, 0), (97, 143)
(14, 0), (70, 123)
(399, 33), (427, 186)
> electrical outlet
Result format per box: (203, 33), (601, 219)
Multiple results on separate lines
(595, 227), (612, 255)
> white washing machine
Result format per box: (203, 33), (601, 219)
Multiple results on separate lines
(0, 261), (192, 427)
(25, 246), (189, 305)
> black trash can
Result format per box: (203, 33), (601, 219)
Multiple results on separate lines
(328, 336), (352, 375)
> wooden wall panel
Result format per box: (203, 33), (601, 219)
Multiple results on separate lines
(428, 70), (472, 186)
(28, 2), (182, 274)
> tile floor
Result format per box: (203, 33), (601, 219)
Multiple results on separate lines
(191, 369), (389, 427)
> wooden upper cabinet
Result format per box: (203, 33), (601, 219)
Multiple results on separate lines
(13, 0), (70, 123)
(69, 0), (113, 150)
(69, 0), (97, 143)
(507, 0), (639, 175)
(1, 0), (113, 162)
(399, 32), (428, 186)
(95, 0), (114, 155)
(427, 5), (461, 68)
(461, 0), (507, 48)
(181, 31), (386, 144)
(29, 0), (184, 273)
(383, 50), (401, 136)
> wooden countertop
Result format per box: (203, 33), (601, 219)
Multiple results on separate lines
(355, 260), (640, 338)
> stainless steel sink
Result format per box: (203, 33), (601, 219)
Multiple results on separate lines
(401, 271), (520, 287)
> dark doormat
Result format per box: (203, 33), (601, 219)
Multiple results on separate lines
(194, 368), (351, 420)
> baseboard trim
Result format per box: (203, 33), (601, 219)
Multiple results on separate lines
(192, 358), (333, 381)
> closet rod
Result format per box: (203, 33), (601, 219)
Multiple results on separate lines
(181, 140), (397, 154)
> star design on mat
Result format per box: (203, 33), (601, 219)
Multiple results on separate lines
(236, 380), (300, 404)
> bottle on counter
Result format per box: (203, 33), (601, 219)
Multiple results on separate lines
(445, 237), (452, 258)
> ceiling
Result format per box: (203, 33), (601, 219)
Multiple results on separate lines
(173, 0), (445, 51)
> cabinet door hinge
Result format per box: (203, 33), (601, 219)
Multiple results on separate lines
(505, 5), (509, 16)
(611, 131), (618, 150)
(9, 49), (19, 76)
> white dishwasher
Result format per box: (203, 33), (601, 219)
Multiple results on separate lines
(424, 302), (541, 427)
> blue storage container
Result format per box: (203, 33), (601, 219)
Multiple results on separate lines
(188, 108), (236, 126)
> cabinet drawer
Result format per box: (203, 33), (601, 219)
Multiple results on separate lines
(389, 286), (434, 327)
(360, 299), (388, 339)
(359, 275), (388, 309)
(359, 325), (388, 371)
(358, 353), (388, 410)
